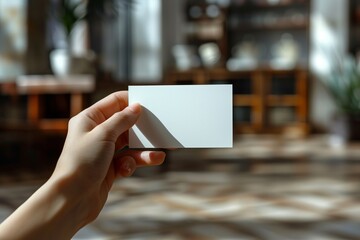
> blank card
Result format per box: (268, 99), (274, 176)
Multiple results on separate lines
(128, 85), (233, 148)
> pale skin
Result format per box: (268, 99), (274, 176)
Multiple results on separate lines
(0, 91), (166, 240)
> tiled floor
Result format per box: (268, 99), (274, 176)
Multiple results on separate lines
(1, 135), (360, 239)
(74, 171), (360, 240)
(1, 170), (360, 239)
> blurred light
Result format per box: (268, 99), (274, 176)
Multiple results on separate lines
(0, 0), (27, 80)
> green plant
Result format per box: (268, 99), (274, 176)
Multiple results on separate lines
(325, 55), (360, 114)
(59, 0), (84, 37)
(58, 0), (131, 37)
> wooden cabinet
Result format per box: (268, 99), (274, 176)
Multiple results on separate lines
(182, 0), (311, 69)
(166, 0), (311, 136)
(227, 0), (310, 68)
(166, 68), (309, 135)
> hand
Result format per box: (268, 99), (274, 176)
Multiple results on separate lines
(53, 91), (166, 223)
(0, 91), (165, 240)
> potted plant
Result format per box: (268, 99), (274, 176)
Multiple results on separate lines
(324, 55), (360, 141)
(50, 0), (129, 75)
(49, 0), (86, 75)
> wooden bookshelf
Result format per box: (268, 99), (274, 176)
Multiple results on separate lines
(166, 0), (311, 136)
(166, 67), (309, 135)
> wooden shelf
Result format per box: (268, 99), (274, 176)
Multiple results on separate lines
(0, 120), (34, 132)
(234, 95), (260, 106)
(166, 68), (309, 135)
(229, 22), (309, 32)
(230, 1), (310, 10)
(174, 0), (310, 136)
(234, 122), (262, 134)
(267, 95), (300, 106)
(0, 119), (68, 133)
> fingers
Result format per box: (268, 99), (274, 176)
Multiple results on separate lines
(117, 150), (166, 167)
(92, 103), (141, 142)
(114, 131), (129, 151)
(115, 156), (137, 177)
(114, 150), (166, 177)
(83, 91), (129, 124)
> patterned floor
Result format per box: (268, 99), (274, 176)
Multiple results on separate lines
(76, 172), (360, 240)
(2, 171), (360, 240)
(1, 135), (360, 239)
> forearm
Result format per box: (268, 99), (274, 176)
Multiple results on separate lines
(0, 174), (89, 240)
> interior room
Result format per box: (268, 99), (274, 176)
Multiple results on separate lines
(1, 0), (360, 239)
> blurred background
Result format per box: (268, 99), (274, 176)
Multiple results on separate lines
(1, 0), (360, 239)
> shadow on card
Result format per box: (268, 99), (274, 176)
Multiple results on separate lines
(134, 107), (184, 148)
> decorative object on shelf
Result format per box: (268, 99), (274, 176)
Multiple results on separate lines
(185, 0), (227, 68)
(270, 33), (299, 69)
(172, 45), (200, 71)
(227, 0), (309, 70)
(323, 55), (360, 141)
(198, 43), (221, 68)
(189, 5), (203, 19)
(187, 2), (224, 20)
(227, 35), (259, 71)
(206, 4), (221, 18)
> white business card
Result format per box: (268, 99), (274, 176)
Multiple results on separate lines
(128, 85), (233, 148)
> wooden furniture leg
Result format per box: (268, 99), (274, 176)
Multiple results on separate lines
(28, 94), (40, 123)
(70, 93), (84, 117)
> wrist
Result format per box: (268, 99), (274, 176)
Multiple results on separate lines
(52, 154), (109, 224)
(0, 172), (91, 240)
(47, 171), (95, 228)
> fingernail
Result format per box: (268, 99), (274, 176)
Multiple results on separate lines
(122, 161), (131, 174)
(150, 152), (166, 164)
(121, 157), (136, 177)
(152, 151), (166, 159)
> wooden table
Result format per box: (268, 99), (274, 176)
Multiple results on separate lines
(16, 75), (95, 131)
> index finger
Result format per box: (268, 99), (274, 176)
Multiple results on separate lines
(83, 91), (128, 124)
(116, 150), (166, 167)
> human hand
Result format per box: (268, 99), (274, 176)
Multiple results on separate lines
(0, 91), (165, 240)
(52, 91), (165, 224)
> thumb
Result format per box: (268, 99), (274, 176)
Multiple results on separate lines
(93, 103), (141, 141)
